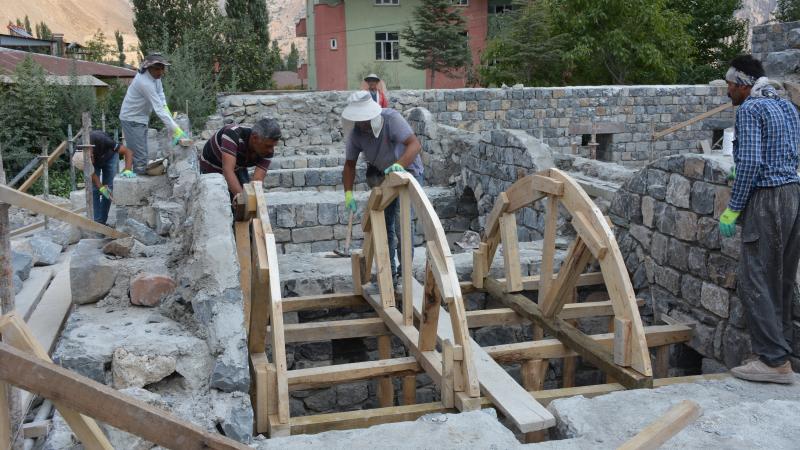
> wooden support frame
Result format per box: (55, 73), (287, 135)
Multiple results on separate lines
(618, 400), (701, 450)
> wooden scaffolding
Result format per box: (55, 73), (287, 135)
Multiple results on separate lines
(238, 170), (694, 439)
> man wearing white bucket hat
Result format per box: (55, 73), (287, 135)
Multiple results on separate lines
(720, 55), (800, 384)
(341, 90), (422, 285)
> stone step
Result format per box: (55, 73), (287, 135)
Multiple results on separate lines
(270, 154), (347, 170)
(264, 166), (366, 191)
(264, 187), (478, 254)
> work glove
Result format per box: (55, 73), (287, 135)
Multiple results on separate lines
(384, 163), (406, 174)
(719, 208), (740, 238)
(727, 166), (736, 181)
(344, 190), (357, 213)
(172, 127), (187, 146)
(120, 169), (137, 178)
(99, 185), (112, 200)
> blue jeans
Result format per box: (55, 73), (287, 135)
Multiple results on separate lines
(385, 172), (424, 282)
(92, 156), (118, 224)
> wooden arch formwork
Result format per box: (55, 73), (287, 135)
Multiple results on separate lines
(237, 170), (694, 440)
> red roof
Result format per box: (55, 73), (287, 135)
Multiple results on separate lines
(0, 47), (135, 78)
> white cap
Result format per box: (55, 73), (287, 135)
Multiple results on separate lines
(341, 91), (382, 122)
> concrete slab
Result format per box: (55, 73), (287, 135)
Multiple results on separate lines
(536, 376), (800, 449)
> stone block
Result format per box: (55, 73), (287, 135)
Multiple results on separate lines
(629, 224), (652, 248)
(304, 388), (336, 412)
(13, 274), (22, 294)
(701, 282), (729, 318)
(335, 382), (369, 407)
(103, 237), (135, 257)
(13, 237), (62, 266)
(688, 246), (708, 280)
(764, 49), (800, 77)
(112, 348), (177, 389)
(318, 203), (339, 225)
(680, 275), (702, 306)
(219, 395), (253, 444)
(655, 204), (676, 236)
(130, 273), (177, 307)
(122, 218), (165, 246)
(113, 175), (170, 206)
(666, 174), (690, 208)
(11, 250), (33, 281)
(714, 186), (731, 218)
(651, 232), (669, 265)
(672, 210), (698, 241)
(667, 238), (689, 271)
(690, 181), (715, 215)
(292, 226), (333, 243)
(707, 253), (737, 289)
(729, 295), (747, 329)
(654, 265), (681, 295)
(70, 239), (117, 305)
(698, 217), (721, 249)
(683, 156), (706, 179)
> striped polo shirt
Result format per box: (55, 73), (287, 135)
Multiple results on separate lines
(200, 125), (271, 174)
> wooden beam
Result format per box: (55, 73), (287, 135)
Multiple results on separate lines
(281, 293), (365, 313)
(288, 357), (419, 390)
(464, 300), (646, 329)
(417, 260), (441, 352)
(618, 400), (701, 450)
(572, 211), (607, 260)
(263, 230), (290, 424)
(400, 189), (413, 326)
(377, 335), (394, 407)
(251, 353), (269, 434)
(369, 209), (395, 309)
(484, 278), (652, 389)
(653, 103), (732, 140)
(0, 342), (247, 450)
(0, 185), (126, 239)
(252, 181), (272, 234)
(10, 207), (86, 237)
(540, 238), (593, 317)
(248, 220), (269, 354)
(234, 222), (252, 331)
(282, 317), (390, 343)
(499, 213), (522, 293)
(487, 271), (606, 293)
(22, 419), (51, 439)
(504, 174), (562, 214)
(18, 138), (70, 193)
(483, 192), (509, 244)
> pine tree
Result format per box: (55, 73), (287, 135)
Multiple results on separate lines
(227, 0), (271, 58)
(85, 29), (113, 62)
(23, 16), (32, 34)
(132, 0), (216, 54)
(400, 0), (472, 87)
(115, 30), (126, 66)
(668, 0), (748, 83)
(775, 0), (800, 22)
(286, 43), (300, 72)
(270, 41), (285, 71)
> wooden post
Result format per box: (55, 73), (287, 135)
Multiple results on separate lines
(377, 335), (394, 407)
(81, 113), (93, 221)
(101, 112), (106, 132)
(40, 142), (50, 230)
(402, 375), (416, 406)
(67, 124), (77, 192)
(0, 149), (14, 450)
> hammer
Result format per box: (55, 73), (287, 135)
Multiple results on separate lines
(332, 210), (354, 258)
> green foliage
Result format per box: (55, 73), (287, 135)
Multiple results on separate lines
(85, 29), (113, 63)
(35, 22), (52, 40)
(27, 167), (83, 198)
(669, 0), (748, 83)
(776, 0), (800, 22)
(132, 0), (217, 54)
(480, 2), (566, 87)
(549, 0), (693, 84)
(400, 0), (472, 86)
(97, 80), (128, 133)
(270, 41), (285, 71)
(24, 16), (32, 34)
(286, 43), (299, 72)
(161, 39), (218, 132)
(226, 0), (270, 48)
(114, 30), (126, 67)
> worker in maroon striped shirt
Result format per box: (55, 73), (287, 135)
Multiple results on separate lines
(199, 118), (282, 196)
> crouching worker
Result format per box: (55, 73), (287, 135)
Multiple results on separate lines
(72, 130), (135, 225)
(199, 118), (281, 197)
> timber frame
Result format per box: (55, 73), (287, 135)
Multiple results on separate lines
(237, 170), (694, 439)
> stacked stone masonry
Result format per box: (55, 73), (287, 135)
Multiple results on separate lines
(609, 154), (800, 371)
(752, 20), (800, 65)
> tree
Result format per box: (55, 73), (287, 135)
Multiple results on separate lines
(161, 39), (217, 131)
(226, 0), (270, 49)
(400, 0), (472, 87)
(549, 0), (693, 85)
(23, 16), (32, 34)
(286, 43), (299, 72)
(35, 22), (52, 40)
(114, 30), (126, 66)
(270, 40), (285, 71)
(669, 0), (748, 83)
(480, 1), (566, 87)
(775, 0), (800, 22)
(85, 29), (113, 62)
(132, 0), (217, 54)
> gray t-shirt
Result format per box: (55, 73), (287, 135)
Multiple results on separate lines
(345, 109), (423, 175)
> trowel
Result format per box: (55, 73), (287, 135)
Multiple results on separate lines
(327, 210), (354, 258)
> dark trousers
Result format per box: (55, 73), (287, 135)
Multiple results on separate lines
(738, 183), (800, 367)
(92, 156), (118, 224)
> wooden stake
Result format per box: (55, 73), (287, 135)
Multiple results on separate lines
(400, 189), (413, 326)
(377, 335), (394, 407)
(402, 375), (416, 406)
(654, 345), (670, 379)
(0, 151), (17, 449)
(81, 112), (93, 221)
(618, 400), (701, 450)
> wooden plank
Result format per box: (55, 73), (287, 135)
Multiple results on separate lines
(653, 103), (731, 139)
(369, 209), (395, 309)
(441, 339), (455, 408)
(654, 345), (670, 378)
(248, 220), (268, 354)
(0, 185), (125, 238)
(351, 251), (363, 295)
(0, 382), (9, 450)
(377, 335), (394, 407)
(22, 419), (51, 438)
(234, 222), (252, 331)
(400, 189), (413, 326)
(280, 317), (390, 343)
(402, 375), (416, 406)
(409, 278), (555, 433)
(618, 400), (701, 450)
(281, 293), (365, 313)
(471, 246), (486, 289)
(263, 231), (289, 424)
(15, 266), (53, 321)
(614, 317), (632, 366)
(484, 277), (652, 389)
(10, 207), (86, 237)
(483, 192), (509, 244)
(486, 271), (605, 293)
(362, 232), (374, 281)
(252, 181), (272, 234)
(540, 238), (593, 317)
(417, 260), (441, 352)
(499, 213), (522, 293)
(251, 353), (269, 434)
(18, 139), (69, 193)
(0, 314), (112, 450)
(26, 266), (71, 355)
(504, 175), (553, 214)
(538, 196), (558, 308)
(464, 300), (645, 328)
(288, 357), (419, 390)
(0, 341), (247, 450)
(572, 211), (607, 260)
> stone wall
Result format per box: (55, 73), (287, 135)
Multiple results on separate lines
(210, 84), (732, 166)
(752, 20), (800, 63)
(609, 154), (800, 372)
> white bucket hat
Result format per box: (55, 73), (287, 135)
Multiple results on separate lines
(341, 91), (383, 138)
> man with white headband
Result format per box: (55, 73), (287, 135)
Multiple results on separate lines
(721, 55), (800, 384)
(341, 90), (423, 287)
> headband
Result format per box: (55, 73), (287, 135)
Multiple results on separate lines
(725, 67), (757, 86)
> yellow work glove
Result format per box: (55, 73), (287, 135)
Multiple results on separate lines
(172, 127), (187, 145)
(719, 208), (740, 238)
(384, 163), (405, 174)
(120, 169), (137, 178)
(99, 185), (112, 200)
(344, 190), (357, 213)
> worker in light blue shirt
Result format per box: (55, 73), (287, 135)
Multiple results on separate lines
(119, 53), (186, 174)
(721, 55), (800, 385)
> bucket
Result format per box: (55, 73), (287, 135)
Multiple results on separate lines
(722, 128), (734, 156)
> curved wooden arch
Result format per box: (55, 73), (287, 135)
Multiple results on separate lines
(472, 168), (653, 384)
